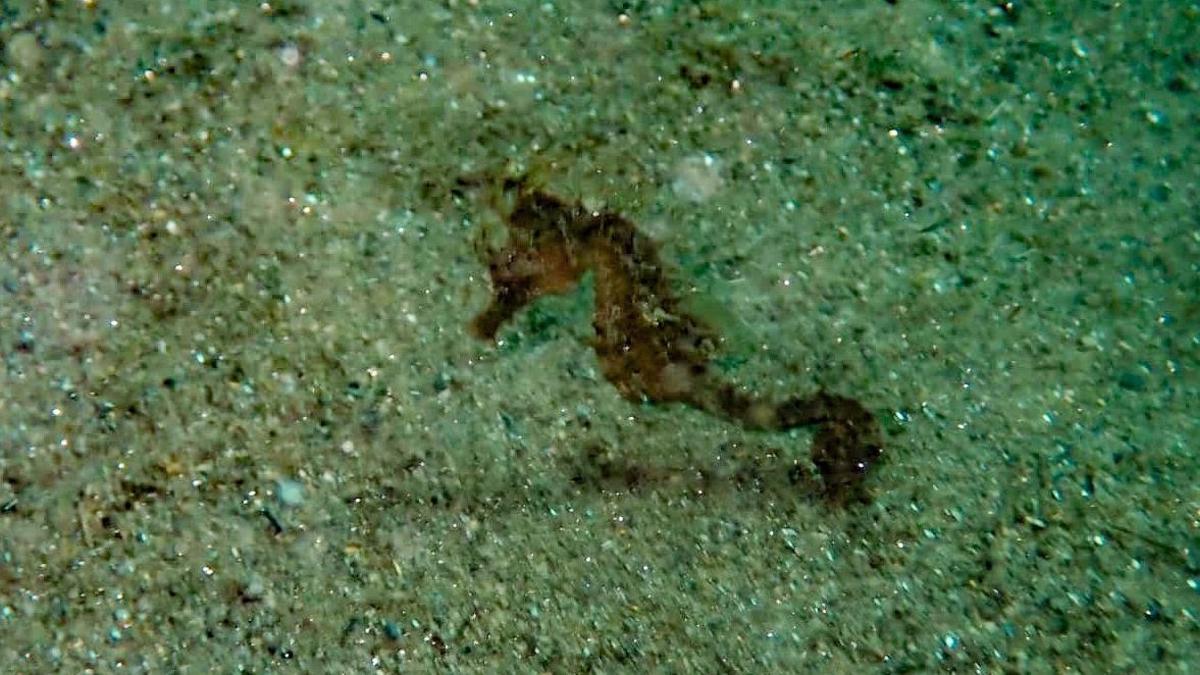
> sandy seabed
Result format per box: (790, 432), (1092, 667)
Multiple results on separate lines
(1, 1), (1196, 672)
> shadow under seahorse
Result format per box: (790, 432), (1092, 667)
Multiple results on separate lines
(468, 178), (883, 504)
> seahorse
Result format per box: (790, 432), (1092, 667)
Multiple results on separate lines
(469, 178), (883, 503)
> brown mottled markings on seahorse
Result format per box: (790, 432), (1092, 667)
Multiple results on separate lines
(468, 177), (883, 504)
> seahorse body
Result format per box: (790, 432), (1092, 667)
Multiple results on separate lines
(472, 184), (882, 502)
